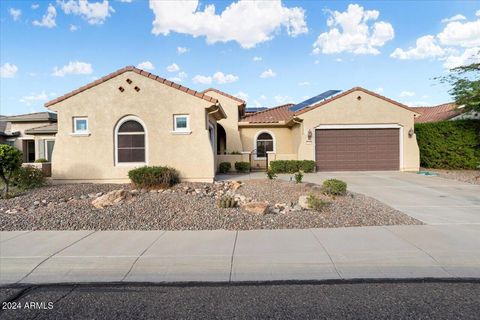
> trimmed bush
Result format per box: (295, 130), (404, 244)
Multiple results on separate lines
(0, 145), (23, 197)
(12, 166), (45, 191)
(294, 171), (304, 183)
(34, 158), (48, 163)
(266, 168), (277, 180)
(270, 160), (316, 173)
(219, 162), (231, 173)
(234, 161), (250, 173)
(128, 166), (179, 189)
(415, 120), (480, 169)
(322, 179), (347, 196)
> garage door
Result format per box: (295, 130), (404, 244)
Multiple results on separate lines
(315, 128), (400, 171)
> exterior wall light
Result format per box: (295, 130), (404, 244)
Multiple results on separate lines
(408, 128), (414, 137)
(307, 129), (313, 140)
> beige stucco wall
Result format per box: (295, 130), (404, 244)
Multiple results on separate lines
(7, 122), (55, 162)
(203, 90), (244, 153)
(295, 90), (420, 171)
(49, 71), (219, 183)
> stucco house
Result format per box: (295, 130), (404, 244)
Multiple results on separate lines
(44, 66), (420, 183)
(1, 112), (57, 163)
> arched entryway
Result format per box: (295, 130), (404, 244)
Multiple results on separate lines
(217, 123), (227, 154)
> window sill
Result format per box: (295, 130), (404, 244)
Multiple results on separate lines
(115, 162), (147, 167)
(171, 130), (192, 135)
(70, 132), (91, 137)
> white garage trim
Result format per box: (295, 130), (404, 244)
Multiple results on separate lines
(314, 124), (404, 170)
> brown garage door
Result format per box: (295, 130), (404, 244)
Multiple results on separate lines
(315, 128), (399, 171)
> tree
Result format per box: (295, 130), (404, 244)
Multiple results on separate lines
(0, 145), (23, 198)
(438, 62), (480, 112)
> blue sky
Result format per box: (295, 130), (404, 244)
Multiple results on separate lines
(1, 0), (479, 115)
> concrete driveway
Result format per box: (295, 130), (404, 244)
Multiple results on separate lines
(301, 171), (480, 225)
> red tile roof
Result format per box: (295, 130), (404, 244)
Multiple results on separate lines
(45, 66), (218, 108)
(294, 87), (417, 115)
(412, 103), (461, 123)
(240, 103), (295, 123)
(240, 87), (418, 125)
(202, 88), (246, 105)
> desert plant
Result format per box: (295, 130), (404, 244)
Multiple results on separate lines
(128, 166), (180, 189)
(0, 145), (23, 198)
(34, 158), (48, 163)
(234, 161), (250, 173)
(294, 170), (304, 183)
(219, 162), (231, 173)
(217, 195), (237, 208)
(307, 193), (327, 211)
(322, 179), (347, 195)
(266, 168), (277, 180)
(12, 166), (45, 191)
(230, 150), (241, 155)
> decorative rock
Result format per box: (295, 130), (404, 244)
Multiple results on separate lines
(41, 200), (47, 204)
(131, 190), (139, 195)
(298, 196), (309, 210)
(150, 190), (158, 194)
(231, 181), (242, 191)
(95, 192), (103, 197)
(88, 193), (96, 198)
(91, 189), (133, 209)
(33, 201), (40, 206)
(242, 202), (269, 215)
(80, 195), (87, 200)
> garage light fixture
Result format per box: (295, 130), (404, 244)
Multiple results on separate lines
(307, 129), (312, 140)
(408, 128), (414, 137)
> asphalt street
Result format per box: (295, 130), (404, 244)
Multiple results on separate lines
(1, 280), (479, 319)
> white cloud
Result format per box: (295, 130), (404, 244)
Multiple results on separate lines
(52, 61), (93, 77)
(235, 91), (249, 101)
(253, 56), (262, 61)
(0, 63), (18, 78)
(177, 46), (188, 54)
(312, 4), (394, 55)
(399, 91), (415, 97)
(274, 95), (292, 104)
(213, 72), (239, 84)
(166, 63), (179, 72)
(437, 19), (480, 48)
(137, 61), (155, 70)
(477, 10), (480, 17)
(442, 14), (466, 23)
(335, 58), (342, 62)
(70, 24), (79, 31)
(32, 4), (56, 28)
(19, 91), (50, 106)
(149, 0), (308, 48)
(59, 0), (114, 25)
(260, 69), (276, 78)
(31, 4), (40, 10)
(169, 71), (189, 82)
(376, 87), (384, 93)
(192, 75), (212, 85)
(391, 35), (445, 59)
(443, 47), (480, 69)
(192, 71), (238, 84)
(9, 8), (21, 21)
(298, 81), (310, 86)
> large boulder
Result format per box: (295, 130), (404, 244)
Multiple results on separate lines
(92, 189), (133, 209)
(242, 202), (269, 215)
(298, 195), (309, 210)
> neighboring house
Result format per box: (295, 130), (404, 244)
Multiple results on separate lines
(1, 112), (57, 163)
(43, 66), (420, 183)
(0, 115), (20, 145)
(413, 103), (480, 123)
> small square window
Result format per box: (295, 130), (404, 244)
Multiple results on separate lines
(173, 115), (190, 132)
(73, 117), (89, 134)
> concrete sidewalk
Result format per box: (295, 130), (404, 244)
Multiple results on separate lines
(1, 225), (479, 284)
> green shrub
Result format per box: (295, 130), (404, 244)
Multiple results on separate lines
(415, 120), (480, 169)
(234, 161), (250, 173)
(34, 158), (48, 163)
(12, 166), (45, 191)
(266, 168), (277, 180)
(230, 151), (241, 155)
(270, 160), (316, 173)
(294, 171), (304, 183)
(322, 179), (347, 196)
(0, 144), (23, 197)
(219, 162), (231, 173)
(128, 166), (179, 189)
(270, 160), (286, 173)
(307, 194), (327, 211)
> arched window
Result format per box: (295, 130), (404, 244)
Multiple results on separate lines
(255, 132), (274, 159)
(116, 118), (146, 163)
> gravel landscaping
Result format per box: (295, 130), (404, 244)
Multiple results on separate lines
(424, 168), (480, 185)
(0, 179), (421, 231)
